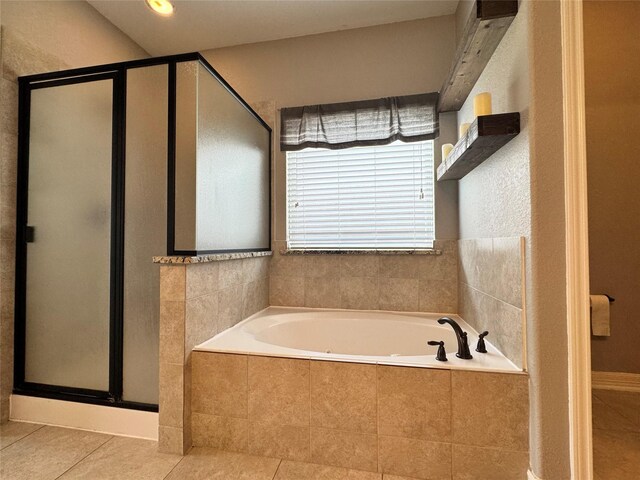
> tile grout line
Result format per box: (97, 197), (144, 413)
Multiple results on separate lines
(271, 458), (283, 480)
(53, 434), (115, 480)
(162, 453), (187, 479)
(376, 364), (380, 475)
(450, 369), (454, 480)
(0, 422), (46, 451)
(592, 391), (639, 426)
(307, 359), (311, 463)
(461, 281), (522, 311)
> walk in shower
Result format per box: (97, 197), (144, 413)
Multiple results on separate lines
(14, 53), (271, 410)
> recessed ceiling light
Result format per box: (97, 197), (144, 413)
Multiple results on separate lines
(145, 0), (175, 17)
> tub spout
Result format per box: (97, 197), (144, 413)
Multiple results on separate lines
(437, 317), (473, 359)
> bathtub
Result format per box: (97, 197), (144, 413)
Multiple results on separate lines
(195, 306), (520, 373)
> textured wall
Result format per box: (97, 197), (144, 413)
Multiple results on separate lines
(527, 1), (570, 478)
(584, 0), (640, 374)
(1, 1), (147, 68)
(456, 4), (531, 240)
(0, 2), (147, 423)
(456, 1), (571, 478)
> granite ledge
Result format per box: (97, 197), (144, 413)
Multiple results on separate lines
(153, 251), (273, 264)
(280, 249), (442, 256)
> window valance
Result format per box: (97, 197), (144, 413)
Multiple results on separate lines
(280, 92), (439, 151)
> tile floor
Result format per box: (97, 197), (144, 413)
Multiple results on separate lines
(0, 422), (416, 480)
(592, 389), (640, 480)
(2, 392), (638, 480)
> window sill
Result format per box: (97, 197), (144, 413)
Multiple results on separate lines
(280, 249), (442, 256)
(153, 250), (273, 264)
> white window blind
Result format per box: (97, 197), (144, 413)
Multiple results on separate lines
(286, 140), (435, 250)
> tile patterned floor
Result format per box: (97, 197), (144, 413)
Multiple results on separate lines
(0, 422), (417, 480)
(592, 389), (640, 480)
(2, 393), (638, 480)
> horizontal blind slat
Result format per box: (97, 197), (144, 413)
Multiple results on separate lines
(287, 140), (435, 250)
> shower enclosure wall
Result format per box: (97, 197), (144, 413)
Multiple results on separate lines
(14, 53), (271, 410)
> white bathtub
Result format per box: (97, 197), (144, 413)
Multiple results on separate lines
(195, 307), (520, 373)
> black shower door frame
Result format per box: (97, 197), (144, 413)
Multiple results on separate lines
(13, 53), (271, 412)
(13, 53), (271, 411)
(12, 68), (151, 410)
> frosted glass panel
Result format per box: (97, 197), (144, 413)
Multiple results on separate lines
(122, 66), (168, 404)
(25, 79), (113, 391)
(195, 63), (270, 251)
(174, 61), (198, 251)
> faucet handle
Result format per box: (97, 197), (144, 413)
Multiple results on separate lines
(428, 340), (448, 362)
(476, 331), (489, 353)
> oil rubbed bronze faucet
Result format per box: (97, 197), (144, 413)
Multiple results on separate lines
(437, 317), (473, 359)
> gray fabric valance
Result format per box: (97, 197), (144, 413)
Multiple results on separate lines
(280, 92), (439, 151)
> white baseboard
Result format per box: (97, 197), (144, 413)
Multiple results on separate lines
(10, 395), (158, 440)
(528, 470), (543, 480)
(592, 371), (640, 393)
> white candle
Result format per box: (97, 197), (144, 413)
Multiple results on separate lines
(459, 123), (471, 138)
(441, 143), (454, 160)
(473, 92), (492, 117)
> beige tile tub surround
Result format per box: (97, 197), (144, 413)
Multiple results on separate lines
(158, 256), (270, 454)
(310, 361), (377, 434)
(451, 371), (529, 451)
(191, 352), (530, 479)
(270, 240), (458, 313)
(458, 237), (526, 369)
(377, 366), (451, 442)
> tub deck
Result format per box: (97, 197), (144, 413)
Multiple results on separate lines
(195, 306), (521, 373)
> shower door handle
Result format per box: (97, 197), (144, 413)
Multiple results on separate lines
(25, 226), (35, 243)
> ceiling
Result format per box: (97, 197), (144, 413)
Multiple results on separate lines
(88, 0), (458, 56)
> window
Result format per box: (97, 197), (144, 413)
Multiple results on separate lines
(286, 140), (434, 250)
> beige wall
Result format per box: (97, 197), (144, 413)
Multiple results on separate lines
(201, 16), (459, 242)
(1, 1), (148, 68)
(455, 1), (571, 478)
(527, 1), (571, 476)
(0, 1), (148, 423)
(584, 0), (640, 374)
(454, 0), (474, 48)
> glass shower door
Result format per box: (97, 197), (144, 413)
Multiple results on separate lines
(22, 75), (115, 393)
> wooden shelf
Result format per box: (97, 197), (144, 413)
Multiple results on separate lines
(437, 113), (520, 181)
(438, 0), (519, 113)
